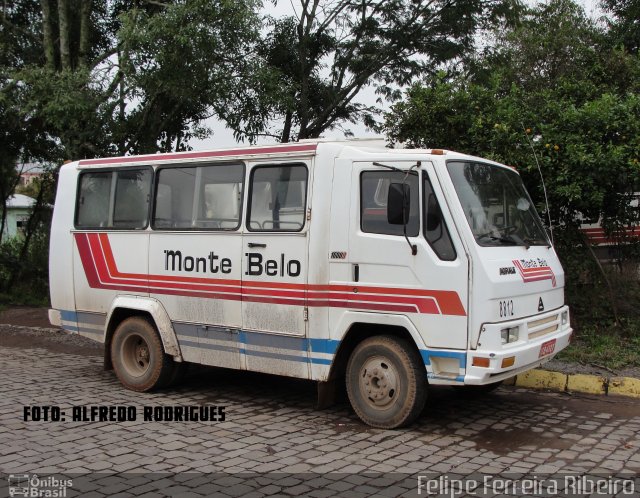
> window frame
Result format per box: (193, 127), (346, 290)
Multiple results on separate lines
(151, 161), (246, 232)
(359, 169), (420, 237)
(422, 171), (457, 261)
(74, 166), (153, 230)
(246, 162), (309, 233)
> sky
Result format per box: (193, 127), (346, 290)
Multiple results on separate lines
(191, 0), (604, 151)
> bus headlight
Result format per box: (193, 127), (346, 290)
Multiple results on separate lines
(561, 311), (569, 326)
(501, 326), (519, 345)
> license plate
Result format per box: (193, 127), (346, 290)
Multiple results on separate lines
(539, 339), (556, 358)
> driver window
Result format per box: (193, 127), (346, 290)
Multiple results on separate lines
(423, 174), (456, 261)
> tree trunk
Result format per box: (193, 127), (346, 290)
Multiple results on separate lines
(79, 0), (92, 67)
(280, 110), (292, 143)
(40, 0), (56, 70)
(117, 49), (127, 154)
(0, 196), (8, 246)
(58, 0), (71, 70)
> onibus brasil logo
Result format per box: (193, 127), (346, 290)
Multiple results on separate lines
(7, 474), (72, 497)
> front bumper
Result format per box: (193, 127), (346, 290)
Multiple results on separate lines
(464, 305), (572, 385)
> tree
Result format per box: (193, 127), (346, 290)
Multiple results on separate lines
(115, 0), (265, 153)
(250, 0), (522, 143)
(384, 0), (640, 326)
(0, 0), (264, 299)
(601, 0), (640, 53)
(2, 0), (264, 160)
(385, 0), (640, 230)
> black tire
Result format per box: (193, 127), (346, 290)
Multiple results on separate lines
(346, 335), (427, 429)
(111, 317), (174, 392)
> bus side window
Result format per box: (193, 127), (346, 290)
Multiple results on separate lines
(76, 172), (112, 228)
(247, 164), (308, 232)
(76, 168), (151, 229)
(154, 183), (173, 228)
(153, 163), (244, 230)
(113, 169), (152, 228)
(195, 164), (244, 229)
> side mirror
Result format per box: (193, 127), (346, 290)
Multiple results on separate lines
(387, 183), (410, 225)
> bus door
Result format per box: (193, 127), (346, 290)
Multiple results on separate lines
(241, 162), (311, 378)
(349, 160), (469, 357)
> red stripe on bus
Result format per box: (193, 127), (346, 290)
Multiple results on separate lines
(78, 144), (318, 166)
(74, 232), (466, 316)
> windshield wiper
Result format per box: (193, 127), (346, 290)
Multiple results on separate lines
(477, 232), (519, 245)
(523, 237), (552, 249)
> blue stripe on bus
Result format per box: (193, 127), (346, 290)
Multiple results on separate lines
(57, 309), (466, 372)
(60, 310), (78, 322)
(420, 349), (466, 368)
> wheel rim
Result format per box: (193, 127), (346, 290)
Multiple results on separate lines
(121, 333), (151, 377)
(358, 355), (401, 410)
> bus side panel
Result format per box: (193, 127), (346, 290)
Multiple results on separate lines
(307, 152), (335, 380)
(49, 163), (79, 333)
(320, 157), (355, 380)
(72, 232), (149, 323)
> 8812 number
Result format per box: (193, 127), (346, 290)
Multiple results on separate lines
(499, 299), (514, 318)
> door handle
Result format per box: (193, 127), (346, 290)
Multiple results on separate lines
(248, 242), (267, 248)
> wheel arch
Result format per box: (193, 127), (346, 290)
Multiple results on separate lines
(104, 297), (182, 370)
(325, 319), (426, 384)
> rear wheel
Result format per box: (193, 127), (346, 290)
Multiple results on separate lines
(111, 317), (174, 392)
(346, 335), (427, 429)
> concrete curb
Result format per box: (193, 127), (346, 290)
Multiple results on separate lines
(503, 369), (640, 398)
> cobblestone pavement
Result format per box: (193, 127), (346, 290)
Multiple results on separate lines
(1, 335), (639, 497)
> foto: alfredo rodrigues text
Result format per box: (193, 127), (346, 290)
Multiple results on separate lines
(23, 405), (225, 422)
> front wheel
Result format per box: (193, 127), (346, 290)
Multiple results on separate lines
(111, 317), (174, 392)
(346, 335), (427, 429)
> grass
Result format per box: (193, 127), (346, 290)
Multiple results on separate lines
(557, 261), (640, 371)
(556, 320), (640, 371)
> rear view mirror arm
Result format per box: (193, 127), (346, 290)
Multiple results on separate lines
(402, 162), (421, 256)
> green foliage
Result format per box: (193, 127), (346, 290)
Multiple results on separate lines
(117, 0), (264, 152)
(601, 0), (640, 53)
(1, 0), (265, 162)
(252, 0), (523, 142)
(384, 0), (640, 329)
(14, 67), (110, 160)
(0, 225), (50, 305)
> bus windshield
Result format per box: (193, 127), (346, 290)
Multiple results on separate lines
(446, 161), (549, 247)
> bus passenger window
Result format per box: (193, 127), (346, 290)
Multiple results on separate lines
(247, 165), (308, 232)
(76, 172), (112, 228)
(113, 169), (152, 228)
(153, 163), (244, 230)
(76, 168), (152, 229)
